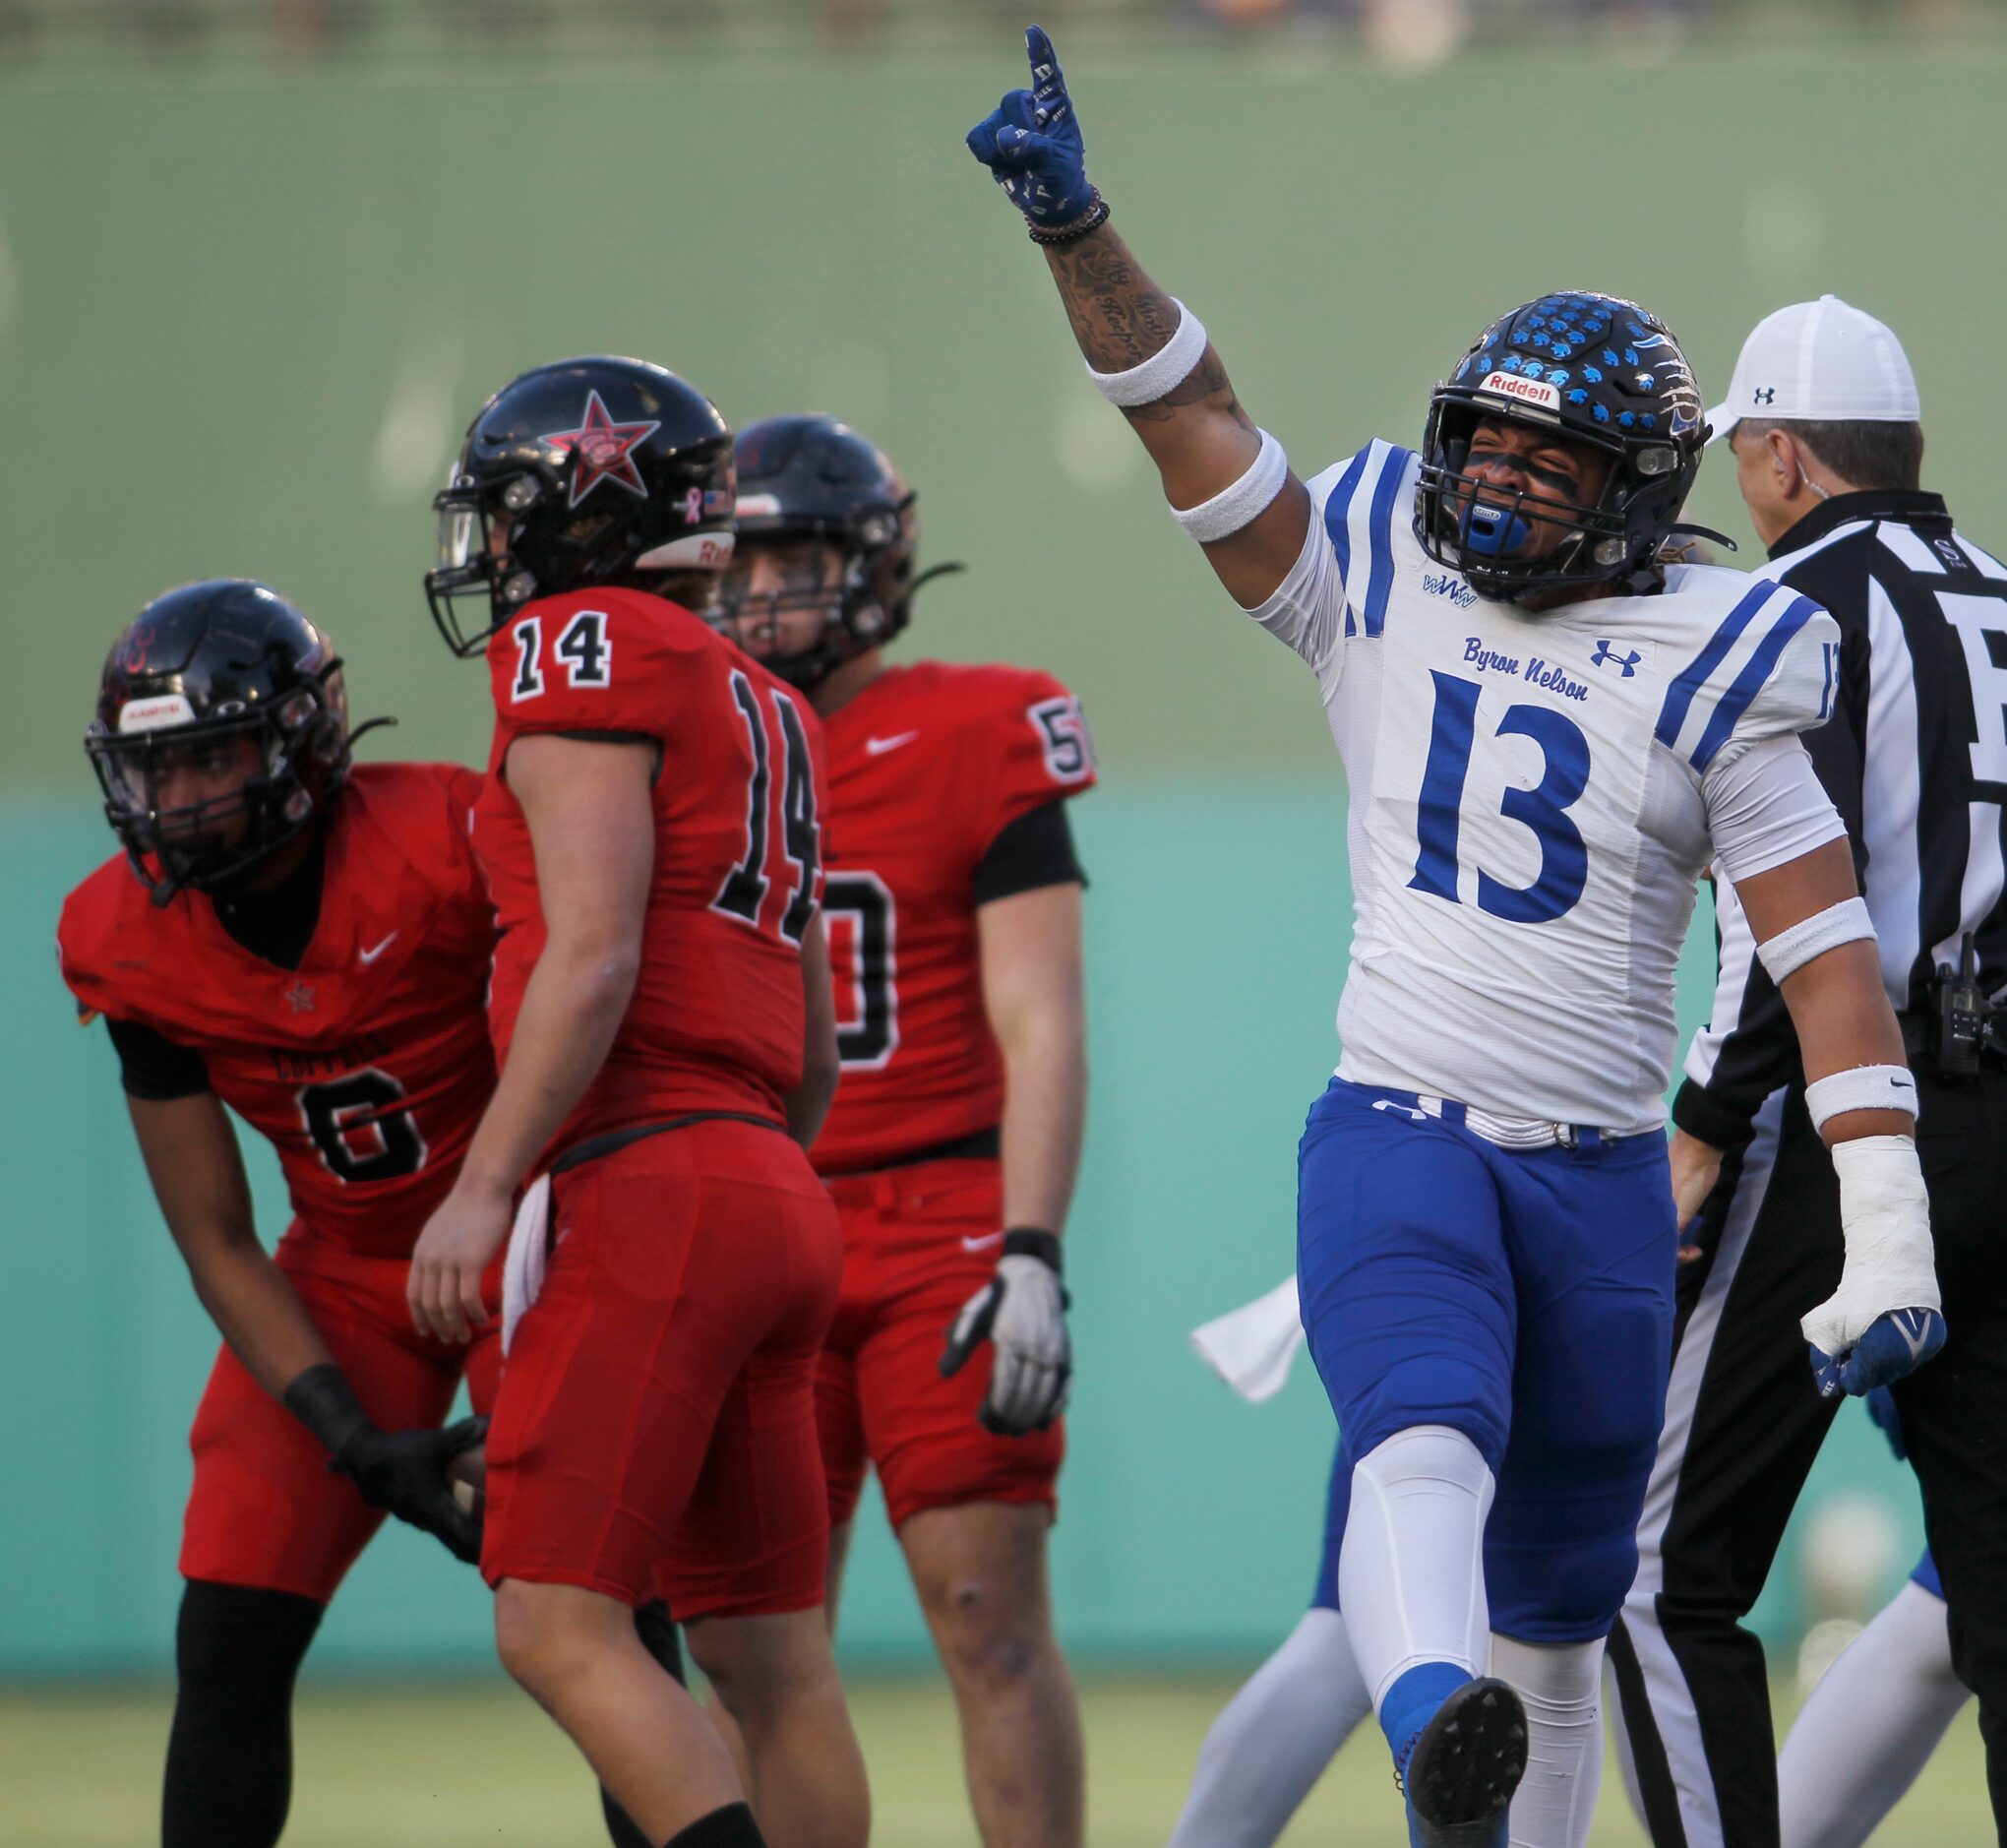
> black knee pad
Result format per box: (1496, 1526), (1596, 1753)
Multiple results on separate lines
(176, 1578), (324, 1692)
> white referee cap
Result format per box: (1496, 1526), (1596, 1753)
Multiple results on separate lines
(1708, 295), (1919, 445)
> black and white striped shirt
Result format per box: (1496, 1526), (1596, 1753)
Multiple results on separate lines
(1674, 489), (2007, 1148)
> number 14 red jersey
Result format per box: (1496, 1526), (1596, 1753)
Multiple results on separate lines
(477, 587), (827, 1160)
(813, 660), (1095, 1175)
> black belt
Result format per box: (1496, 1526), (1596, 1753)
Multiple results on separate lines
(817, 1125), (1001, 1178)
(549, 1111), (787, 1177)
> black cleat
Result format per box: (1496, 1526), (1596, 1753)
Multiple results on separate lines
(1401, 1676), (1528, 1847)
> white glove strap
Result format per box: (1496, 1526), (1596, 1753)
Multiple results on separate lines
(1800, 1135), (1940, 1353)
(1756, 895), (1874, 985)
(1804, 1063), (1919, 1132)
(1086, 299), (1207, 406)
(1173, 429), (1289, 543)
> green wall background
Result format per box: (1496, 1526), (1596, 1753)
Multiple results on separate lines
(3, 33), (1984, 1674)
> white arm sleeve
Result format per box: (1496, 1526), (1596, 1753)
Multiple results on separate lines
(1702, 733), (1848, 885)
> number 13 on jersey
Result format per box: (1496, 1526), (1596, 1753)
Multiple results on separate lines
(1408, 669), (1593, 925)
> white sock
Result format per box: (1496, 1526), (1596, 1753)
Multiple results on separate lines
(1339, 1425), (1496, 1714)
(1778, 1579), (1969, 1848)
(1167, 1607), (1374, 1848)
(1490, 1633), (1604, 1848)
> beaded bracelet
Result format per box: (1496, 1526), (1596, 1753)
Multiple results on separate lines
(1028, 190), (1111, 247)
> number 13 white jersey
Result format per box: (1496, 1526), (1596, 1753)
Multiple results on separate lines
(1252, 442), (1845, 1134)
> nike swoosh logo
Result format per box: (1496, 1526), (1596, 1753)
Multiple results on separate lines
(960, 1231), (1004, 1254)
(1895, 1310), (1932, 1360)
(359, 933), (398, 966)
(865, 731), (920, 756)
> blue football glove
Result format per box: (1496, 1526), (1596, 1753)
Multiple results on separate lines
(1864, 1385), (1908, 1461)
(966, 26), (1096, 230)
(1809, 1306), (1947, 1400)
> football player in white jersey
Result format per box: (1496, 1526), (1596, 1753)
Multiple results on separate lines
(967, 28), (1946, 1848)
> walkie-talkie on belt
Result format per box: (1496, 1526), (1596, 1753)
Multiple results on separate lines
(1936, 932), (1987, 1078)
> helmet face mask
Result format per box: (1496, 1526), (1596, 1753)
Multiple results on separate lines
(86, 582), (353, 904)
(1415, 291), (1708, 609)
(718, 414), (953, 693)
(427, 358), (737, 657)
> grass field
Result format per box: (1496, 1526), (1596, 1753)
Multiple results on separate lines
(1, 1671), (1991, 1846)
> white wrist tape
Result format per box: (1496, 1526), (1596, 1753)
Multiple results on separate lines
(1801, 1134), (1939, 1354)
(1756, 895), (1875, 985)
(1804, 1063), (1918, 1131)
(1173, 429), (1290, 544)
(1086, 299), (1208, 407)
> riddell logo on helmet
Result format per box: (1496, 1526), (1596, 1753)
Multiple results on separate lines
(1476, 371), (1562, 412)
(117, 694), (198, 733)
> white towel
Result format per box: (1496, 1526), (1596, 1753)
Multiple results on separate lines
(1189, 1274), (1305, 1403)
(501, 1172), (552, 1358)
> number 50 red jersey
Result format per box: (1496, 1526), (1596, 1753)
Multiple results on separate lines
(56, 763), (501, 1259)
(812, 660), (1095, 1175)
(477, 587), (827, 1159)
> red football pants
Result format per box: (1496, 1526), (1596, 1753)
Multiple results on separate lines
(180, 1226), (503, 1604)
(818, 1156), (1064, 1533)
(481, 1120), (842, 1619)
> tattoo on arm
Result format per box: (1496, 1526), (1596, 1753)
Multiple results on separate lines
(1042, 225), (1253, 433)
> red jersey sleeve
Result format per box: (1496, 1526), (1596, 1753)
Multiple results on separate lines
(486, 589), (699, 743)
(55, 862), (132, 1025)
(977, 668), (1098, 850)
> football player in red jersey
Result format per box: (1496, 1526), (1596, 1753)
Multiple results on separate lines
(717, 414), (1093, 1848)
(57, 580), (504, 1848)
(411, 357), (867, 1848)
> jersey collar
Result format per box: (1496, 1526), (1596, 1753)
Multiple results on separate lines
(1770, 488), (1951, 560)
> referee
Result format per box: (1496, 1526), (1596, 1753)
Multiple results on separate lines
(1610, 296), (2007, 1846)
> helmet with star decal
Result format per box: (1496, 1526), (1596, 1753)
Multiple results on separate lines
(1415, 291), (1710, 607)
(427, 355), (736, 656)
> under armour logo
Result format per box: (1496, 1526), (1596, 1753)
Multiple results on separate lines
(1591, 640), (1642, 676)
(1751, 387), (1776, 406)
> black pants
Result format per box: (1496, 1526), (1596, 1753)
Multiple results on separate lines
(1610, 1067), (2007, 1847)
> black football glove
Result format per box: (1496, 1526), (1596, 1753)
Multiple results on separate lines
(283, 1363), (488, 1565)
(940, 1230), (1071, 1437)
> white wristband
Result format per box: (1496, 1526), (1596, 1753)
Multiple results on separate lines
(1756, 895), (1874, 985)
(1173, 429), (1290, 544)
(1804, 1063), (1918, 1132)
(1086, 300), (1208, 407)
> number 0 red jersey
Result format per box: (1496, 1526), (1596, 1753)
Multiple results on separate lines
(56, 763), (501, 1260)
(812, 660), (1095, 1175)
(477, 588), (826, 1159)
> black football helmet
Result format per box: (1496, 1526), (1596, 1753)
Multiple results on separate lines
(1415, 291), (1710, 606)
(718, 414), (962, 690)
(86, 581), (356, 905)
(427, 355), (736, 655)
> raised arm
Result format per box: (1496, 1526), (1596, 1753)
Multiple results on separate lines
(967, 28), (1310, 610)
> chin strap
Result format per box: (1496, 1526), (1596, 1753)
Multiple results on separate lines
(1666, 521), (1739, 554)
(907, 560), (968, 597)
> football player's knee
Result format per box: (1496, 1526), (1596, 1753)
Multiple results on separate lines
(1500, 1529), (1639, 1640)
(493, 1581), (612, 1700)
(176, 1579), (323, 1694)
(918, 1571), (1052, 1702)
(1344, 1361), (1509, 1472)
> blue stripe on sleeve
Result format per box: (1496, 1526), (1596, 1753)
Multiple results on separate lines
(1689, 594), (1821, 771)
(1654, 581), (1779, 750)
(1362, 446), (1412, 639)
(1322, 447), (1370, 587)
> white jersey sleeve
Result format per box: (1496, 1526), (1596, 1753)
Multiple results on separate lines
(1243, 441), (1414, 693)
(1653, 575), (1842, 775)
